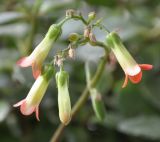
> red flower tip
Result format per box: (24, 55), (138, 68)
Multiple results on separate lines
(139, 64), (153, 70)
(122, 71), (142, 88)
(35, 107), (40, 121)
(129, 71), (142, 84)
(122, 74), (128, 88)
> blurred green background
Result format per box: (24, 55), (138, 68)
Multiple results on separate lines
(0, 0), (160, 142)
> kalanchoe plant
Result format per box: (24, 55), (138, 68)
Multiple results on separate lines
(13, 9), (154, 142)
(17, 24), (62, 79)
(105, 32), (153, 88)
(13, 65), (54, 121)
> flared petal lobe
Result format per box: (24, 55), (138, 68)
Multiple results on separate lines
(122, 74), (129, 88)
(139, 64), (153, 70)
(16, 56), (33, 67)
(129, 71), (142, 84)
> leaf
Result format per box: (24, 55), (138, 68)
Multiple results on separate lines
(114, 82), (157, 116)
(118, 116), (160, 140)
(0, 49), (18, 71)
(86, 0), (116, 7)
(0, 100), (10, 122)
(0, 12), (24, 25)
(0, 23), (29, 37)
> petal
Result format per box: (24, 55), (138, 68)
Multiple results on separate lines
(20, 100), (35, 116)
(32, 62), (41, 79)
(139, 64), (153, 70)
(35, 106), (40, 121)
(126, 65), (141, 76)
(13, 99), (25, 107)
(17, 57), (33, 67)
(129, 71), (142, 84)
(122, 74), (128, 88)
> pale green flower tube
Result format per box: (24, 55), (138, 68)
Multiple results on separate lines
(56, 70), (71, 125)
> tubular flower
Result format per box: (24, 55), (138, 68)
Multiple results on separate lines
(13, 65), (54, 121)
(17, 24), (61, 79)
(106, 32), (153, 88)
(56, 70), (71, 125)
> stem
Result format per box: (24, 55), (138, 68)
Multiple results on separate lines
(50, 51), (108, 142)
(26, 0), (42, 54)
(58, 17), (71, 27)
(72, 15), (88, 25)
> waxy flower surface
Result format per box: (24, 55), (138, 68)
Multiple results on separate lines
(17, 24), (61, 79)
(106, 32), (153, 88)
(14, 65), (54, 120)
(56, 70), (71, 125)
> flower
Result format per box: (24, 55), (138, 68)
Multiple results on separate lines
(106, 32), (153, 88)
(17, 24), (61, 79)
(13, 65), (54, 121)
(56, 70), (71, 125)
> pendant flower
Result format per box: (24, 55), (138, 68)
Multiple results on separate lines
(106, 32), (153, 88)
(17, 24), (61, 79)
(13, 65), (54, 121)
(56, 69), (71, 125)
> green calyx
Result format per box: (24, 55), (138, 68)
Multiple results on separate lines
(105, 32), (122, 48)
(46, 24), (62, 40)
(56, 70), (69, 87)
(42, 65), (55, 81)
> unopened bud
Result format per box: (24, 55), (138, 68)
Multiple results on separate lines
(68, 33), (79, 42)
(88, 12), (96, 21)
(66, 9), (76, 17)
(89, 32), (97, 43)
(56, 70), (71, 125)
(57, 58), (63, 67)
(54, 55), (64, 67)
(68, 47), (75, 59)
(90, 89), (106, 121)
(84, 27), (91, 38)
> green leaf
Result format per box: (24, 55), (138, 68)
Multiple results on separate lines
(118, 116), (160, 140)
(0, 12), (24, 25)
(86, 0), (116, 7)
(0, 23), (29, 37)
(0, 100), (10, 122)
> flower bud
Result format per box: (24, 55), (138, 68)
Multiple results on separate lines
(66, 9), (76, 17)
(84, 27), (91, 38)
(68, 45), (75, 59)
(68, 33), (79, 42)
(88, 12), (96, 22)
(90, 89), (106, 121)
(89, 32), (97, 45)
(56, 70), (71, 125)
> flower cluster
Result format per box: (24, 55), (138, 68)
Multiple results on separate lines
(14, 23), (72, 124)
(14, 11), (153, 125)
